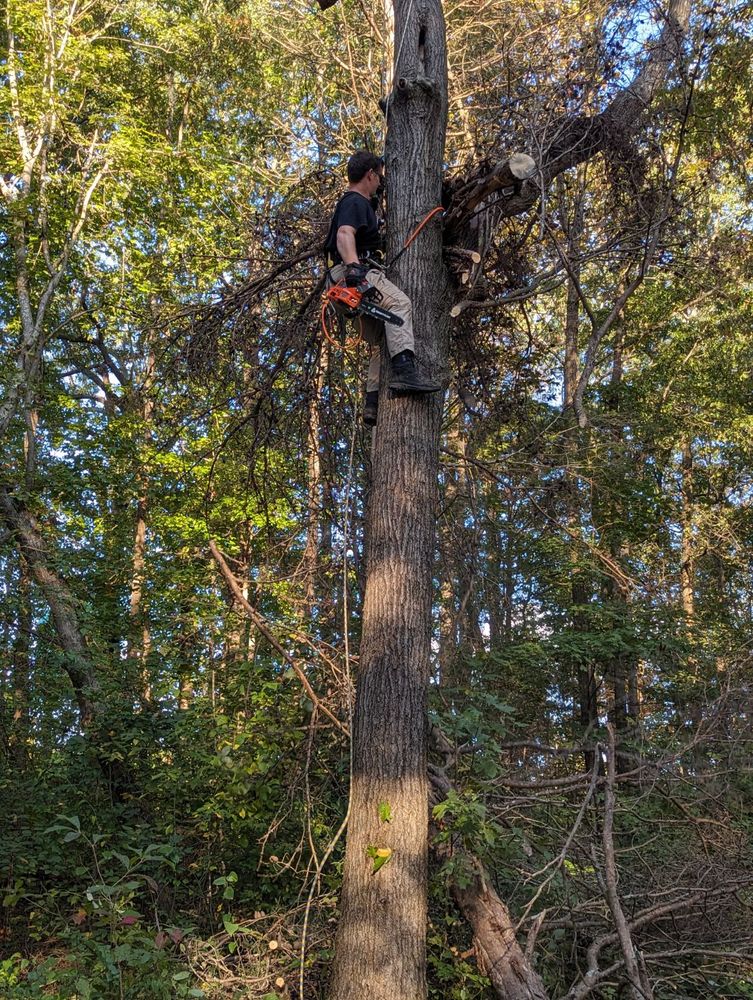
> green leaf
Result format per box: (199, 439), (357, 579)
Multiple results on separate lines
(366, 846), (392, 873)
(378, 801), (393, 824)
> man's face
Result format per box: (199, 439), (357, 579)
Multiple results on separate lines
(366, 167), (384, 198)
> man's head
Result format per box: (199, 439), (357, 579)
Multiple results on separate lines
(347, 150), (384, 197)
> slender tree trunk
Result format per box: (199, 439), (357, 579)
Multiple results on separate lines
(680, 437), (695, 625)
(0, 492), (137, 798)
(604, 329), (641, 769)
(127, 350), (155, 703)
(128, 493), (152, 700)
(329, 4), (449, 998)
(438, 574), (456, 687)
(303, 343), (327, 615)
(10, 559), (32, 767)
(221, 545), (254, 711)
(438, 419), (462, 689)
(179, 674), (193, 711)
(561, 187), (597, 766)
(0, 489), (101, 725)
(10, 382), (38, 763)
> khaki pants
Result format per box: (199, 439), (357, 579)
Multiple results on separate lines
(329, 264), (414, 392)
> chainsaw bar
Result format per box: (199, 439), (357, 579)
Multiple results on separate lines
(358, 301), (404, 326)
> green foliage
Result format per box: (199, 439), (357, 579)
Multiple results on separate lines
(378, 801), (393, 824)
(426, 914), (490, 1000)
(365, 845), (393, 874)
(433, 792), (506, 869)
(0, 817), (199, 998)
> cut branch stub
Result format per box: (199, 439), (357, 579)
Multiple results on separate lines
(446, 153), (537, 230)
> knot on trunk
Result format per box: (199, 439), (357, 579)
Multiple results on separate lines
(380, 77), (439, 115)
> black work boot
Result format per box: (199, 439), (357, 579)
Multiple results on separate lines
(363, 391), (379, 427)
(388, 350), (441, 395)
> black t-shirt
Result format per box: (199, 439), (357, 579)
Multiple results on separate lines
(325, 191), (383, 264)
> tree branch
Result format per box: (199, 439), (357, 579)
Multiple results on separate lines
(209, 540), (348, 735)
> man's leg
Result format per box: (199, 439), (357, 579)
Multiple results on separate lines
(361, 318), (382, 427)
(365, 269), (440, 395)
(365, 269), (414, 357)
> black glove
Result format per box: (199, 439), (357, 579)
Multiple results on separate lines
(345, 262), (369, 287)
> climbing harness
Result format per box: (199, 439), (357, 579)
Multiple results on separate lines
(320, 206), (444, 350)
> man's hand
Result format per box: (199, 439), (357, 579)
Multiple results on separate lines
(345, 262), (369, 287)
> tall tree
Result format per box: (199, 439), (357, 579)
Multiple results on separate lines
(329, 0), (692, 997)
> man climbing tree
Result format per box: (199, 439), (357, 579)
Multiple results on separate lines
(325, 150), (440, 426)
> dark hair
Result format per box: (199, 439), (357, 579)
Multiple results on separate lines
(347, 150), (384, 183)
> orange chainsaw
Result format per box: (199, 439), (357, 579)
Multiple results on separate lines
(325, 281), (404, 327)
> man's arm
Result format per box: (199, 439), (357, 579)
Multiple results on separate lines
(336, 225), (359, 265)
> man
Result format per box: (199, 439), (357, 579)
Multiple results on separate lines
(325, 150), (440, 426)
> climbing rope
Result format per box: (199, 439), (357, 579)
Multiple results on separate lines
(384, 205), (445, 271)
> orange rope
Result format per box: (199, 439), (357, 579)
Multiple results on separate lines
(320, 287), (364, 351)
(402, 206), (444, 251)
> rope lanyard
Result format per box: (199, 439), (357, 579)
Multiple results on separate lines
(384, 205), (445, 270)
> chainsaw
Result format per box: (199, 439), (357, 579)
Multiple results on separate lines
(325, 281), (404, 327)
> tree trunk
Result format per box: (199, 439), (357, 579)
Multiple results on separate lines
(0, 489), (101, 725)
(680, 437), (694, 625)
(303, 343), (327, 616)
(438, 419), (464, 692)
(561, 187), (597, 767)
(329, 3), (449, 998)
(128, 493), (152, 702)
(600, 326), (639, 764)
(10, 558), (32, 767)
(326, 0), (692, 992)
(127, 350), (155, 704)
(452, 870), (549, 1000)
(0, 490), (140, 798)
(430, 762), (550, 1000)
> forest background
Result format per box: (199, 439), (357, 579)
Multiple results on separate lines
(1, 0), (753, 998)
